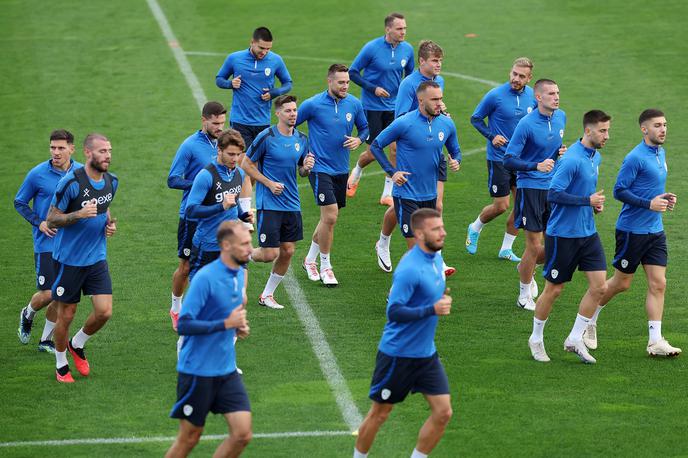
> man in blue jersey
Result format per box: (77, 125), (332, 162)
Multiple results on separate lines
(584, 109), (681, 357)
(15, 130), (82, 352)
(527, 110), (610, 364)
(467, 57), (537, 262)
(47, 133), (118, 383)
(167, 101), (227, 331)
(216, 26), (292, 148)
(166, 221), (253, 458)
(354, 208), (453, 458)
(372, 81), (461, 273)
(241, 95), (315, 309)
(297, 64), (369, 286)
(347, 12), (414, 206)
(504, 79), (567, 311)
(186, 129), (253, 280)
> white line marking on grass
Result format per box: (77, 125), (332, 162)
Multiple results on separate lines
(148, 0), (363, 433)
(0, 430), (352, 448)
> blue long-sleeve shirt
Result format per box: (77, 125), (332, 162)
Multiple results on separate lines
(295, 90), (368, 175)
(503, 108), (566, 189)
(546, 140), (601, 238)
(395, 70), (444, 118)
(379, 245), (445, 358)
(470, 82), (537, 161)
(371, 110), (461, 201)
(614, 141), (667, 234)
(349, 36), (414, 111)
(216, 48), (292, 126)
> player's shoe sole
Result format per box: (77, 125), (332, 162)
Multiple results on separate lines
(320, 268), (339, 287)
(258, 295), (284, 310)
(647, 339), (682, 357)
(56, 366), (75, 383)
(68, 339), (90, 376)
(564, 338), (596, 364)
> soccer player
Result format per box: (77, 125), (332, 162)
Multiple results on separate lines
(167, 101), (227, 330)
(297, 64), (369, 286)
(503, 79), (567, 311)
(584, 109), (681, 357)
(47, 133), (118, 383)
(166, 221), (252, 458)
(347, 12), (414, 206)
(354, 208), (453, 458)
(216, 26), (292, 148)
(372, 81), (461, 273)
(185, 129), (253, 280)
(527, 110), (610, 364)
(241, 95), (315, 309)
(467, 57), (538, 262)
(14, 130), (82, 352)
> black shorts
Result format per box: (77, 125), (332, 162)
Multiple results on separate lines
(170, 371), (250, 427)
(52, 260), (112, 304)
(393, 197), (437, 238)
(177, 218), (198, 260)
(369, 351), (450, 404)
(230, 122), (270, 149)
(438, 156), (448, 182)
(487, 160), (516, 198)
(543, 233), (607, 284)
(612, 230), (667, 274)
(514, 188), (550, 232)
(365, 110), (395, 144)
(309, 172), (347, 208)
(189, 246), (221, 281)
(256, 210), (303, 247)
(35, 252), (59, 291)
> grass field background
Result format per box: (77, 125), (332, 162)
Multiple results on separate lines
(1, 0), (687, 456)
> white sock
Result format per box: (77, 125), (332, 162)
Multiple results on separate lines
(382, 176), (393, 197)
(171, 294), (182, 313)
(411, 449), (428, 458)
(71, 328), (91, 349)
(25, 303), (37, 320)
(648, 320), (662, 343)
(305, 241), (320, 264)
(379, 232), (391, 249)
(351, 164), (363, 181)
(262, 272), (284, 297)
(530, 317), (547, 342)
(568, 314), (591, 341)
(56, 350), (68, 369)
(590, 305), (605, 324)
(519, 281), (531, 298)
(320, 252), (332, 270)
(501, 233), (517, 251)
(41, 320), (56, 341)
(471, 216), (485, 232)
(353, 448), (368, 458)
(239, 197), (252, 214)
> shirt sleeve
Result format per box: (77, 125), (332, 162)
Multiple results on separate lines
(295, 98), (312, 127)
(246, 131), (267, 162)
(613, 155), (651, 209)
(215, 54), (235, 90)
(370, 120), (401, 176)
(14, 170), (42, 226)
(470, 90), (495, 140)
(444, 120), (461, 162)
(185, 169), (225, 219)
(547, 158), (589, 206)
(297, 136), (310, 166)
(177, 275), (226, 335)
(386, 269), (435, 322)
(394, 79), (414, 118)
(503, 122), (538, 171)
(168, 142), (193, 190)
(403, 48), (415, 76)
(355, 104), (370, 142)
(349, 44), (377, 93)
(269, 57), (293, 98)
(51, 178), (79, 212)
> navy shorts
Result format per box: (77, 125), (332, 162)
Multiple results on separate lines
(35, 252), (59, 291)
(487, 160), (516, 198)
(543, 233), (607, 284)
(189, 246), (221, 281)
(393, 197), (437, 238)
(438, 156), (448, 182)
(369, 351), (450, 404)
(613, 230), (667, 274)
(230, 122), (269, 150)
(170, 371), (250, 427)
(365, 110), (395, 144)
(177, 218), (198, 260)
(256, 210), (303, 247)
(52, 260), (112, 304)
(309, 172), (347, 208)
(514, 188), (550, 232)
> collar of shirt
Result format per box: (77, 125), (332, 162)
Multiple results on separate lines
(217, 257), (242, 274)
(641, 140), (660, 154)
(508, 84), (526, 96)
(412, 244), (438, 261)
(576, 139), (597, 158)
(48, 158), (75, 174)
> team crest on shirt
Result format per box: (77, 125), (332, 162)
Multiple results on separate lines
(381, 389), (391, 400)
(621, 259), (628, 268)
(346, 112), (352, 122)
(438, 131), (445, 141)
(400, 59), (407, 67)
(319, 193), (325, 202)
(38, 275), (45, 285)
(216, 182), (222, 190)
(56, 286), (65, 297)
(527, 107), (533, 113)
(260, 233), (267, 243)
(264, 68), (271, 76)
(183, 404), (193, 416)
(295, 143), (300, 152)
(183, 248), (191, 257)
(559, 129), (564, 138)
(402, 224), (409, 234)
(551, 269), (559, 279)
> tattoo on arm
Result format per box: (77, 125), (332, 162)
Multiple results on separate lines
(47, 206), (80, 228)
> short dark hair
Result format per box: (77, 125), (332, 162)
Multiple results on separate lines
(252, 27), (273, 42)
(410, 208), (441, 232)
(274, 95), (297, 110)
(583, 110), (611, 128)
(328, 63), (349, 77)
(84, 133), (109, 150)
(639, 108), (665, 125)
(418, 40), (443, 61)
(416, 80), (440, 95)
(202, 101), (226, 119)
(216, 220), (244, 244)
(50, 129), (74, 144)
(534, 79), (557, 93)
(385, 12), (405, 27)
(217, 129), (245, 153)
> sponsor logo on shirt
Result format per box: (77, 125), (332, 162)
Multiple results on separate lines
(81, 193), (113, 207)
(215, 186), (243, 203)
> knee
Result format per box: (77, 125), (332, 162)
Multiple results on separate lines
(280, 245), (295, 258)
(648, 276), (666, 295)
(494, 200), (509, 214)
(322, 213), (338, 227)
(591, 282), (608, 300)
(60, 305), (77, 322)
(547, 284), (564, 299)
(233, 430), (252, 447)
(370, 409), (391, 425)
(434, 407), (453, 426)
(96, 306), (113, 323)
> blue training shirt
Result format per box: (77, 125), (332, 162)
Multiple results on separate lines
(177, 258), (244, 377)
(614, 141), (668, 234)
(394, 71), (444, 118)
(503, 108), (567, 189)
(371, 110), (461, 201)
(379, 245), (445, 358)
(216, 49), (293, 126)
(167, 130), (218, 218)
(246, 126), (309, 211)
(546, 140), (601, 238)
(349, 36), (414, 112)
(14, 159), (82, 253)
(471, 82), (537, 161)
(295, 90), (369, 175)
